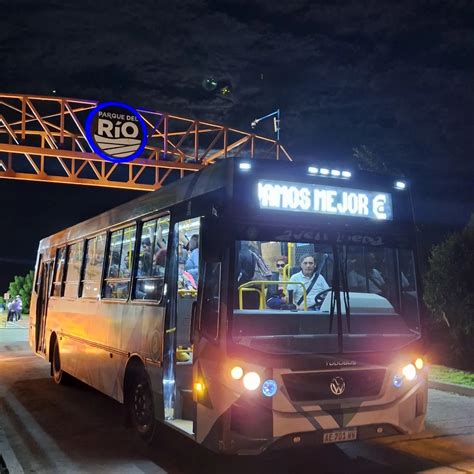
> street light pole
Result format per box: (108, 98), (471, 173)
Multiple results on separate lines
(251, 109), (280, 141)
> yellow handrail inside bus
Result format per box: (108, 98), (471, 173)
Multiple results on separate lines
(178, 288), (197, 297)
(287, 242), (294, 274)
(238, 280), (307, 310)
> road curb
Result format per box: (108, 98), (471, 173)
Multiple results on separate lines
(428, 380), (474, 397)
(0, 423), (24, 473)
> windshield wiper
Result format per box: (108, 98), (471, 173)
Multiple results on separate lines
(342, 248), (351, 334)
(327, 246), (351, 352)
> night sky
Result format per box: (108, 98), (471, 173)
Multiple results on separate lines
(1, 0), (473, 292)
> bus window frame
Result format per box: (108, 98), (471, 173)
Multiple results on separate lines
(50, 246), (66, 298)
(102, 222), (138, 302)
(131, 211), (171, 305)
(62, 238), (86, 300)
(34, 253), (43, 295)
(80, 231), (107, 299)
(198, 260), (222, 342)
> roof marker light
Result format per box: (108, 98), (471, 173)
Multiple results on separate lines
(239, 162), (252, 171)
(331, 169), (341, 177)
(342, 170), (352, 178)
(308, 166), (319, 174)
(395, 180), (406, 190)
(320, 168), (330, 175)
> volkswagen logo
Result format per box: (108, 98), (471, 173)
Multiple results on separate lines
(330, 376), (346, 396)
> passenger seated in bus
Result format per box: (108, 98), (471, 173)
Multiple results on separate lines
(250, 244), (272, 281)
(266, 256), (288, 309)
(367, 252), (385, 295)
(156, 224), (167, 250)
(288, 254), (329, 310)
(347, 258), (366, 292)
(153, 248), (167, 276)
(108, 250), (121, 278)
(178, 257), (197, 290)
(185, 234), (199, 282)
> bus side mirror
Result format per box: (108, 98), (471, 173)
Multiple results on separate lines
(190, 300), (198, 344)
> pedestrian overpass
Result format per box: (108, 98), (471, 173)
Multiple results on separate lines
(0, 93), (292, 191)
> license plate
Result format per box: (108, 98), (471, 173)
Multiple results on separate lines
(323, 428), (357, 444)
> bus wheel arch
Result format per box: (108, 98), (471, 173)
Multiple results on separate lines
(124, 356), (156, 441)
(49, 332), (57, 366)
(50, 333), (68, 384)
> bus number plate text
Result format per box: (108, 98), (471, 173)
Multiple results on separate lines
(323, 428), (357, 444)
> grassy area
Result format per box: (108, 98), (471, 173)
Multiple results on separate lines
(429, 365), (474, 388)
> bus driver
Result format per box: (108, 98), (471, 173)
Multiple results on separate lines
(288, 254), (329, 310)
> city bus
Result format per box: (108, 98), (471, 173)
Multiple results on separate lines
(29, 158), (427, 454)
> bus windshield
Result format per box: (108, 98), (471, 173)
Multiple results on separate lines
(232, 239), (421, 354)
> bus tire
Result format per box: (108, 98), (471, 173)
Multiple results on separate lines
(126, 368), (156, 441)
(51, 337), (69, 385)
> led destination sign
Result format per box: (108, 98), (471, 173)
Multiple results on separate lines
(258, 180), (393, 220)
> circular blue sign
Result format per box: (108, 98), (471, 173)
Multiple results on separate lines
(85, 101), (147, 163)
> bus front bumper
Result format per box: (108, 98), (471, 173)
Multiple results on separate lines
(224, 380), (427, 455)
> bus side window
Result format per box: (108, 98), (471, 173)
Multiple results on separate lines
(64, 241), (84, 298)
(81, 233), (106, 298)
(200, 262), (221, 340)
(135, 215), (170, 300)
(51, 247), (66, 297)
(104, 225), (136, 299)
(34, 254), (43, 294)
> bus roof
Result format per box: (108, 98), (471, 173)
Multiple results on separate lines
(38, 159), (410, 250)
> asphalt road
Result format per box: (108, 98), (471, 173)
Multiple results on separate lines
(1, 326), (473, 473)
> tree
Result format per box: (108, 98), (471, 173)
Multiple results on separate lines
(6, 270), (34, 314)
(423, 216), (474, 367)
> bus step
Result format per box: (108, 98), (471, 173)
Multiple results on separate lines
(180, 389), (194, 421)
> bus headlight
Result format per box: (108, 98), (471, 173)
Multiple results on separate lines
(231, 366), (244, 380)
(243, 372), (261, 391)
(402, 363), (417, 381)
(415, 358), (424, 370)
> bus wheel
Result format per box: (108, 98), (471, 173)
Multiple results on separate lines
(127, 369), (155, 441)
(52, 338), (68, 385)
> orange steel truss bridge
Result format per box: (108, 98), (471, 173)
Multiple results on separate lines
(0, 93), (292, 191)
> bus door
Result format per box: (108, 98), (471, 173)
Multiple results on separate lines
(162, 217), (201, 432)
(192, 218), (228, 448)
(36, 259), (53, 354)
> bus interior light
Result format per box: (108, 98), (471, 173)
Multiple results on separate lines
(239, 162), (252, 171)
(395, 180), (406, 190)
(243, 372), (261, 391)
(308, 166), (319, 174)
(262, 379), (278, 397)
(331, 169), (341, 177)
(402, 363), (417, 381)
(231, 366), (244, 380)
(320, 168), (330, 175)
(415, 358), (424, 370)
(342, 170), (352, 178)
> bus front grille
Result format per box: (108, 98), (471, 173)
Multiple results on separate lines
(282, 369), (386, 402)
